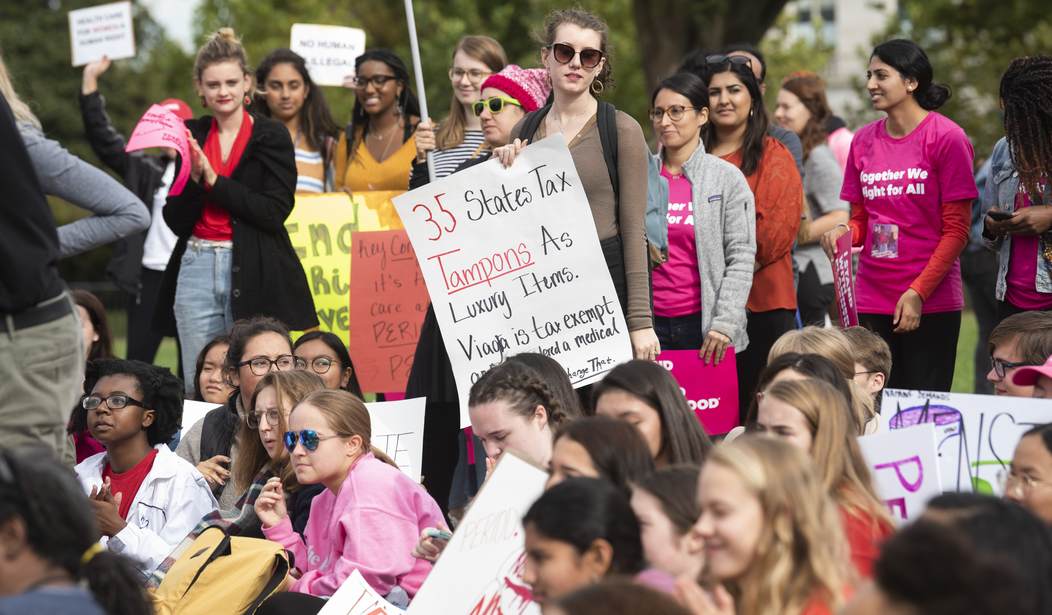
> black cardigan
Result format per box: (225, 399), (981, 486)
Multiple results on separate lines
(153, 114), (318, 334)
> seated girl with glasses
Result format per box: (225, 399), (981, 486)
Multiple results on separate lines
(73, 359), (218, 577)
(293, 330), (364, 397)
(254, 390), (443, 611)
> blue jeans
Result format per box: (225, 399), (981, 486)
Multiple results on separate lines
(654, 312), (704, 350)
(174, 241), (234, 394)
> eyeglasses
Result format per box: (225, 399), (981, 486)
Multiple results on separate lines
(293, 356), (340, 375)
(449, 67), (492, 83)
(238, 355), (296, 377)
(855, 370), (878, 376)
(82, 394), (147, 412)
(649, 105), (699, 122)
(472, 95), (523, 117)
(284, 429), (344, 453)
(991, 356), (1033, 380)
(247, 408), (282, 430)
(705, 54), (753, 70)
(353, 74), (398, 89)
(548, 43), (604, 69)
(998, 468), (1043, 494)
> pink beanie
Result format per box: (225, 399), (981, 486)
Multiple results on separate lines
(480, 65), (551, 113)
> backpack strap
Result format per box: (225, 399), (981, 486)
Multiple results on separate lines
(596, 101), (620, 212)
(517, 103), (552, 144)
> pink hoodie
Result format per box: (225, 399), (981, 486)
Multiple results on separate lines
(262, 452), (444, 598)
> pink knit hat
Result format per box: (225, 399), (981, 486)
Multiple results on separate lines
(480, 65), (551, 113)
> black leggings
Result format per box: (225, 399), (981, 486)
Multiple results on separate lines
(257, 592), (326, 615)
(858, 311), (961, 392)
(736, 309), (797, 424)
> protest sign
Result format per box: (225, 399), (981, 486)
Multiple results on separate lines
(832, 231), (858, 327)
(880, 389), (1052, 493)
(290, 24), (366, 87)
(69, 1), (135, 66)
(656, 349), (739, 435)
(858, 423), (942, 523)
(319, 569), (406, 615)
(394, 135), (633, 427)
(350, 231), (429, 393)
(125, 104), (190, 195)
(180, 400), (222, 433)
(365, 397), (425, 483)
(407, 453), (546, 615)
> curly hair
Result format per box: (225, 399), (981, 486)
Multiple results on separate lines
(779, 71), (832, 158)
(1000, 55), (1052, 200)
(468, 360), (569, 428)
(537, 8), (614, 95)
(75, 359), (184, 446)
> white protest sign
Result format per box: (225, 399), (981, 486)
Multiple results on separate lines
(881, 389), (1052, 494)
(365, 397), (425, 483)
(68, 1), (135, 67)
(407, 453), (546, 615)
(394, 135), (633, 428)
(319, 569), (406, 615)
(290, 24), (366, 87)
(180, 400), (223, 433)
(858, 423), (942, 523)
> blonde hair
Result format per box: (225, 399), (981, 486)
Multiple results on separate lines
(291, 390), (398, 468)
(0, 53), (40, 129)
(763, 379), (890, 525)
(769, 327), (875, 432)
(194, 27), (250, 81)
(706, 436), (850, 615)
(436, 36), (507, 150)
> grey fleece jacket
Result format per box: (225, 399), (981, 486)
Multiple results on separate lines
(646, 139), (757, 350)
(19, 123), (148, 258)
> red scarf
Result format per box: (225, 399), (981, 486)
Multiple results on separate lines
(192, 108), (254, 241)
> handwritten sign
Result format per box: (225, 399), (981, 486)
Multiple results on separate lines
(350, 231), (429, 392)
(365, 397), (425, 483)
(125, 104), (191, 195)
(68, 1), (135, 66)
(833, 231), (858, 327)
(180, 400), (223, 433)
(290, 24), (366, 87)
(320, 569), (406, 615)
(407, 453), (545, 615)
(657, 349), (739, 435)
(858, 423), (942, 523)
(394, 135), (633, 428)
(880, 389), (1052, 493)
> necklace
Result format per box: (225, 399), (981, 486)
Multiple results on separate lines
(368, 120), (401, 162)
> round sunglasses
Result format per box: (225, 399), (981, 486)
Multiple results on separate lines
(548, 42), (604, 69)
(472, 95), (522, 117)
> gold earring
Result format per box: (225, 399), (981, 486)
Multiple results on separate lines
(591, 79), (604, 95)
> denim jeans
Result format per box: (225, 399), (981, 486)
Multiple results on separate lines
(654, 312), (704, 350)
(174, 241), (234, 394)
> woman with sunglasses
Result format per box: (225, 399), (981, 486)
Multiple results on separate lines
(335, 49), (421, 193)
(645, 71), (755, 364)
(293, 330), (364, 397)
(494, 8), (659, 362)
(410, 36), (506, 187)
(700, 54), (804, 420)
(255, 390), (443, 610)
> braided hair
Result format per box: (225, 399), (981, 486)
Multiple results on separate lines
(468, 360), (568, 428)
(1000, 55), (1052, 199)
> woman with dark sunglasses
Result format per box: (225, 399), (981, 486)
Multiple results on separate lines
(293, 330), (364, 397)
(494, 8), (659, 362)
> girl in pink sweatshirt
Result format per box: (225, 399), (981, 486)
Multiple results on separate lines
(255, 389), (443, 604)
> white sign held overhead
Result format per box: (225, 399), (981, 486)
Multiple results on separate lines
(68, 1), (136, 67)
(365, 397), (426, 483)
(290, 24), (366, 87)
(858, 423), (942, 523)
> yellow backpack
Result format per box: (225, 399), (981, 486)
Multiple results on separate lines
(151, 527), (290, 615)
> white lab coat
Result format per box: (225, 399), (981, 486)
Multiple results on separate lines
(75, 444), (218, 576)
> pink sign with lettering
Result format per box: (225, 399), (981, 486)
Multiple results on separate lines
(833, 231), (858, 327)
(125, 103), (190, 195)
(657, 349), (739, 435)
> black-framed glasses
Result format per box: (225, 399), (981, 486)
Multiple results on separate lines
(448, 67), (491, 83)
(472, 95), (523, 117)
(293, 356), (340, 375)
(991, 356), (1033, 379)
(855, 370), (878, 376)
(247, 408), (282, 430)
(238, 355), (296, 377)
(81, 394), (147, 412)
(353, 74), (399, 89)
(548, 42), (604, 69)
(649, 105), (698, 122)
(705, 54), (753, 71)
(284, 429), (344, 453)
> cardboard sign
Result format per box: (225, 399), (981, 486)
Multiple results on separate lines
(69, 1), (135, 66)
(290, 24), (366, 87)
(319, 569), (406, 615)
(365, 397), (426, 483)
(350, 231), (429, 392)
(880, 389), (1052, 493)
(394, 135), (633, 428)
(858, 423), (942, 523)
(125, 104), (190, 195)
(833, 231), (858, 327)
(180, 400), (222, 433)
(656, 349), (739, 435)
(407, 453), (545, 615)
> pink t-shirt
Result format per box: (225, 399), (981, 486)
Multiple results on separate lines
(840, 112), (977, 314)
(652, 167), (701, 318)
(1005, 184), (1052, 309)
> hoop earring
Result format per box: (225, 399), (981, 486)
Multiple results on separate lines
(590, 79), (604, 95)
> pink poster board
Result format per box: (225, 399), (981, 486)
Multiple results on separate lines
(125, 104), (190, 195)
(833, 231), (859, 327)
(657, 349), (739, 435)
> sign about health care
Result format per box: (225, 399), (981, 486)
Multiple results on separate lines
(290, 24), (366, 87)
(68, 1), (135, 66)
(394, 135), (633, 427)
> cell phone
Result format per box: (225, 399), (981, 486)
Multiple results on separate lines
(425, 528), (453, 542)
(988, 210), (1014, 221)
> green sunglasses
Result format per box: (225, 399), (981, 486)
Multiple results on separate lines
(472, 95), (522, 117)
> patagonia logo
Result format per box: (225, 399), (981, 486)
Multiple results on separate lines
(707, 195), (723, 205)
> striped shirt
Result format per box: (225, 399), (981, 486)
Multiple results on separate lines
(294, 146), (326, 193)
(413, 130), (486, 182)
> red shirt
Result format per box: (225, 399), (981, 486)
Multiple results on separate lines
(102, 448), (159, 519)
(192, 109), (254, 241)
(840, 505), (893, 578)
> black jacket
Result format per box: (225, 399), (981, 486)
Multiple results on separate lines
(153, 114), (318, 334)
(78, 91), (165, 296)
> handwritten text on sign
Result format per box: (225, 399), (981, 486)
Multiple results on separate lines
(657, 349), (739, 435)
(68, 1), (135, 66)
(290, 24), (366, 87)
(858, 423), (942, 523)
(350, 231), (428, 393)
(833, 231), (858, 327)
(394, 135), (632, 428)
(125, 104), (190, 195)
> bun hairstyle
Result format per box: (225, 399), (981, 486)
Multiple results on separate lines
(538, 8), (614, 95)
(195, 27), (250, 81)
(871, 39), (951, 111)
